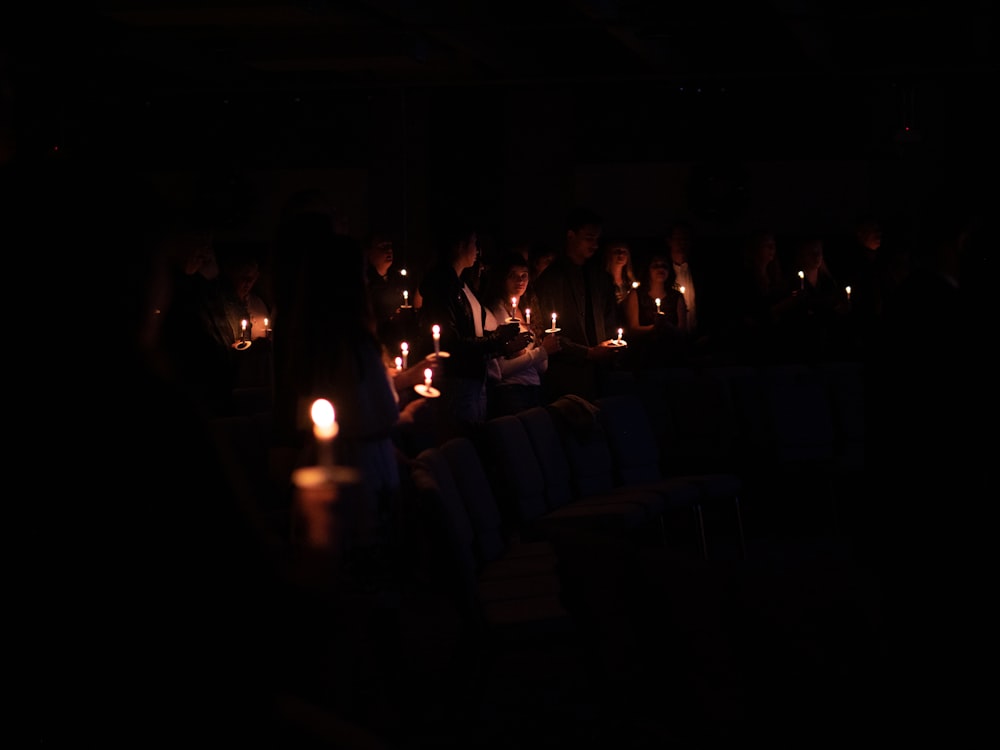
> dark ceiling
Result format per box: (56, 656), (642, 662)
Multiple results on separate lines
(5, 2), (996, 167)
(11, 1), (996, 92)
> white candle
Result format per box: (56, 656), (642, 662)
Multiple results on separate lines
(401, 341), (409, 369)
(845, 286), (851, 300)
(525, 308), (531, 325)
(511, 296), (518, 319)
(551, 312), (557, 330)
(617, 327), (623, 343)
(264, 317), (269, 329)
(424, 368), (433, 389)
(655, 298), (661, 313)
(432, 324), (440, 355)
(403, 290), (409, 306)
(240, 318), (248, 341)
(798, 270), (805, 290)
(310, 398), (338, 467)
(395, 356), (402, 371)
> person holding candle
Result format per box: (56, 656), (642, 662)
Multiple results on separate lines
(481, 252), (560, 417)
(417, 220), (530, 437)
(364, 230), (417, 352)
(532, 207), (621, 402)
(270, 211), (405, 568)
(783, 234), (847, 361)
(623, 251), (690, 368)
(603, 238), (638, 332)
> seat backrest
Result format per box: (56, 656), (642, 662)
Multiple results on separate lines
(516, 407), (575, 510)
(545, 396), (616, 497)
(411, 446), (479, 606)
(595, 393), (662, 485)
(762, 368), (836, 467)
(480, 415), (550, 527)
(439, 437), (508, 564)
(662, 369), (741, 476)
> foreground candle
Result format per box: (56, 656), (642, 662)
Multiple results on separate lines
(402, 290), (410, 307)
(798, 271), (805, 290)
(655, 298), (661, 314)
(551, 312), (557, 329)
(395, 356), (402, 371)
(525, 308), (531, 326)
(432, 324), (441, 355)
(617, 327), (623, 344)
(310, 398), (338, 467)
(400, 341), (409, 369)
(511, 296), (518, 321)
(240, 318), (248, 342)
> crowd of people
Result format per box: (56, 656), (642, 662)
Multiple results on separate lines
(18, 129), (985, 741)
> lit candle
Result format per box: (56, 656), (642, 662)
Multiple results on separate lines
(401, 341), (409, 369)
(525, 308), (531, 326)
(617, 327), (623, 344)
(310, 398), (338, 468)
(679, 286), (686, 295)
(511, 296), (518, 320)
(551, 312), (557, 330)
(264, 317), (269, 329)
(395, 356), (402, 371)
(402, 290), (409, 306)
(240, 318), (248, 342)
(845, 285), (851, 301)
(400, 268), (407, 277)
(632, 281), (640, 289)
(655, 298), (661, 314)
(432, 324), (441, 356)
(798, 270), (805, 290)
(424, 368), (433, 389)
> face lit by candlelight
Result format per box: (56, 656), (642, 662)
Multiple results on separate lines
(505, 264), (530, 301)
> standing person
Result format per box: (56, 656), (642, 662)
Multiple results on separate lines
(481, 252), (561, 418)
(603, 238), (638, 330)
(624, 251), (689, 368)
(270, 210), (404, 564)
(417, 220), (529, 438)
(532, 207), (622, 402)
(667, 221), (708, 338)
(364, 231), (415, 352)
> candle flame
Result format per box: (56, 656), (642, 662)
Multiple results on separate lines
(310, 399), (338, 440)
(432, 324), (440, 336)
(424, 368), (433, 387)
(679, 286), (686, 295)
(798, 271), (805, 279)
(401, 342), (408, 352)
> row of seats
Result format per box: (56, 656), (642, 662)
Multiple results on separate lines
(406, 360), (865, 641)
